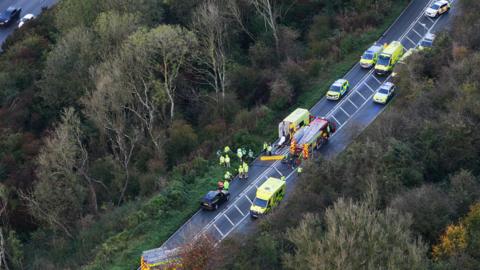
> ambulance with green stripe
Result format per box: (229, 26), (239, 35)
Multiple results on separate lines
(374, 41), (404, 76)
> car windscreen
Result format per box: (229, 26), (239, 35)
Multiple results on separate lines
(378, 88), (389, 95)
(253, 198), (268, 208)
(430, 3), (441, 9)
(377, 55), (391, 66)
(203, 191), (218, 201)
(329, 85), (342, 92)
(421, 40), (433, 47)
(362, 52), (374, 60)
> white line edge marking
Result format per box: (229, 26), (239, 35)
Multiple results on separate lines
(365, 83), (375, 93)
(224, 214), (235, 226)
(348, 98), (359, 109)
(234, 205), (245, 216)
(356, 88), (367, 100)
(339, 107), (350, 117)
(213, 224), (224, 237)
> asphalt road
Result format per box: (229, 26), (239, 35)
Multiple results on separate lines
(0, 0), (57, 49)
(142, 0), (458, 264)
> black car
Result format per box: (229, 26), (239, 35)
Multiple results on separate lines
(200, 190), (230, 210)
(0, 7), (21, 27)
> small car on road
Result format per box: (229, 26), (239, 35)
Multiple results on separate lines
(373, 82), (395, 104)
(200, 190), (230, 211)
(424, 0), (450, 18)
(0, 7), (21, 27)
(418, 33), (436, 50)
(326, 79), (350, 101)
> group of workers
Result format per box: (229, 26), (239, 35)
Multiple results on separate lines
(216, 141), (303, 191)
(218, 145), (254, 191)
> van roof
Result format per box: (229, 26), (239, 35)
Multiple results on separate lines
(381, 41), (403, 55)
(283, 108), (309, 123)
(367, 44), (383, 53)
(256, 177), (285, 200)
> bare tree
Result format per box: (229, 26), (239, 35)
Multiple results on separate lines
(249, 0), (280, 54)
(85, 70), (141, 205)
(192, 0), (229, 102)
(225, 0), (256, 41)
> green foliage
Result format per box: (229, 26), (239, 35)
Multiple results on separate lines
(284, 199), (428, 270)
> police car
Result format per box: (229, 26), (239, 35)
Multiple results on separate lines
(424, 0), (450, 18)
(373, 82), (395, 104)
(326, 79), (350, 101)
(418, 33), (436, 50)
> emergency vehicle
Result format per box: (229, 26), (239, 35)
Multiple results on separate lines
(424, 0), (450, 18)
(278, 108), (311, 146)
(141, 247), (182, 270)
(374, 41), (404, 75)
(250, 177), (286, 218)
(289, 117), (336, 160)
(325, 79), (350, 101)
(360, 44), (384, 68)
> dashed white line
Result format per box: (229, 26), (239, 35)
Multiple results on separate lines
(331, 115), (342, 126)
(412, 28), (423, 38)
(419, 22), (429, 31)
(234, 205), (245, 216)
(339, 107), (350, 117)
(371, 75), (382, 85)
(224, 214), (235, 226)
(404, 35), (416, 46)
(426, 16), (435, 23)
(213, 224), (224, 237)
(274, 167), (283, 176)
(356, 89), (367, 100)
(348, 99), (358, 109)
(244, 194), (253, 204)
(365, 83), (375, 93)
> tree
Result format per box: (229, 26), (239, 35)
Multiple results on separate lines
(23, 108), (90, 237)
(249, 0), (280, 54)
(192, 0), (229, 102)
(85, 67), (141, 205)
(144, 25), (197, 121)
(38, 27), (95, 115)
(284, 199), (428, 270)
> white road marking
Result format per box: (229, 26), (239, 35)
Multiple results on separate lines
(412, 28), (423, 38)
(365, 82), (376, 93)
(404, 35), (416, 46)
(339, 107), (350, 117)
(274, 167), (283, 176)
(331, 115), (342, 126)
(234, 205), (245, 216)
(356, 89), (367, 100)
(371, 75), (382, 85)
(348, 98), (358, 109)
(224, 214), (235, 226)
(213, 224), (224, 237)
(244, 194), (253, 204)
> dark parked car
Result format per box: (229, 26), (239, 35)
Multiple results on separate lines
(200, 190), (230, 210)
(0, 7), (21, 27)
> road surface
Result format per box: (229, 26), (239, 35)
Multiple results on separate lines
(140, 0), (458, 264)
(0, 0), (57, 49)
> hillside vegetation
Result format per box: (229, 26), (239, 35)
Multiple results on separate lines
(217, 1), (480, 270)
(0, 0), (408, 269)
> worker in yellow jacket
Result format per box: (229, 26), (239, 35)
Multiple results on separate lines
(243, 162), (249, 179)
